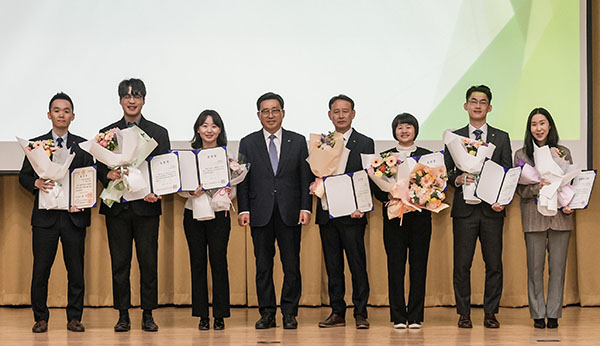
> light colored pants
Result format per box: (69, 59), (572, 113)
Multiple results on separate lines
(524, 230), (570, 319)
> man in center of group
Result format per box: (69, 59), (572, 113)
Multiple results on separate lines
(237, 92), (312, 329)
(317, 94), (374, 329)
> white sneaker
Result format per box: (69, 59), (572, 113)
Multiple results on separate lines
(394, 322), (407, 329)
(408, 322), (422, 329)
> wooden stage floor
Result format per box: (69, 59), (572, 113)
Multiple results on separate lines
(0, 306), (597, 345)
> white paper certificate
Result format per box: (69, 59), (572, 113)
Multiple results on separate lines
(71, 166), (97, 208)
(323, 174), (357, 218)
(569, 170), (596, 209)
(475, 160), (521, 205)
(177, 150), (200, 191)
(198, 147), (229, 190)
(496, 167), (521, 205)
(150, 152), (181, 196)
(352, 170), (373, 213)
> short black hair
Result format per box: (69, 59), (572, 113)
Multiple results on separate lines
(49, 92), (74, 112)
(523, 107), (559, 162)
(465, 85), (492, 103)
(191, 110), (228, 149)
(256, 92), (284, 111)
(328, 94), (355, 110)
(391, 113), (419, 141)
(118, 78), (146, 99)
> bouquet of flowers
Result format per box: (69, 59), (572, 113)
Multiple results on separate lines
(443, 130), (496, 204)
(408, 164), (448, 211)
(517, 144), (580, 216)
(17, 137), (75, 209)
(307, 131), (350, 210)
(79, 125), (158, 207)
(191, 155), (250, 220)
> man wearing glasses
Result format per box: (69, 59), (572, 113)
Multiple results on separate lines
(316, 94), (374, 329)
(443, 85), (512, 329)
(97, 78), (170, 332)
(237, 92), (312, 329)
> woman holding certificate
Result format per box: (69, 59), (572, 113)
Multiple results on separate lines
(514, 108), (574, 329)
(372, 113), (432, 329)
(181, 110), (231, 330)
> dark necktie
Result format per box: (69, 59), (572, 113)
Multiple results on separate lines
(56, 137), (64, 148)
(268, 134), (278, 174)
(473, 129), (483, 140)
(127, 122), (135, 128)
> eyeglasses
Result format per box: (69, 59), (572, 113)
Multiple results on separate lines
(122, 94), (143, 100)
(260, 108), (282, 116)
(468, 99), (488, 106)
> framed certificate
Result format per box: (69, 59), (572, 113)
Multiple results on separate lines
(568, 170), (597, 209)
(475, 160), (521, 206)
(198, 147), (230, 190)
(323, 170), (373, 218)
(122, 152), (182, 201)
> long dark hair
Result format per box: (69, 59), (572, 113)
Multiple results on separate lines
(191, 110), (227, 149)
(523, 107), (559, 162)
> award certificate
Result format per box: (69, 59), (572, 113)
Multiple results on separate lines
(71, 166), (97, 208)
(198, 147), (230, 190)
(150, 152), (181, 196)
(569, 170), (596, 209)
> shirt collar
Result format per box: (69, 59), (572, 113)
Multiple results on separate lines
(263, 127), (283, 141)
(51, 130), (68, 144)
(340, 128), (353, 143)
(468, 123), (488, 138)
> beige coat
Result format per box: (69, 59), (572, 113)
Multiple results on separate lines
(514, 146), (574, 232)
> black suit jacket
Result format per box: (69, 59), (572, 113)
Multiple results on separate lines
(236, 128), (312, 228)
(444, 124), (512, 218)
(97, 116), (171, 217)
(19, 131), (95, 228)
(315, 129), (375, 225)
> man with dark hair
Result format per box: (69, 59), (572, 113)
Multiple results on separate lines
(317, 94), (374, 329)
(237, 92), (312, 330)
(444, 84), (512, 329)
(97, 78), (170, 332)
(19, 92), (94, 333)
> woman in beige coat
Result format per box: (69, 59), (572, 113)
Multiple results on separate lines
(514, 107), (574, 329)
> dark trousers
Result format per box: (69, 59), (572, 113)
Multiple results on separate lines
(250, 204), (302, 317)
(383, 215), (431, 323)
(105, 209), (159, 311)
(31, 212), (86, 322)
(183, 209), (231, 319)
(453, 206), (504, 315)
(319, 220), (369, 318)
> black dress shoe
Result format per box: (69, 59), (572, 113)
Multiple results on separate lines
(355, 315), (370, 329)
(255, 314), (276, 329)
(283, 314), (298, 329)
(114, 316), (131, 332)
(458, 314), (472, 328)
(547, 318), (559, 329)
(32, 320), (48, 333)
(214, 318), (225, 330)
(483, 313), (500, 328)
(67, 320), (85, 332)
(141, 314), (159, 332)
(199, 318), (210, 330)
(318, 313), (345, 328)
(533, 319), (546, 329)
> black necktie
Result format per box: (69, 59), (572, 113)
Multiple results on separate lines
(56, 137), (64, 148)
(127, 122), (135, 128)
(473, 129), (483, 140)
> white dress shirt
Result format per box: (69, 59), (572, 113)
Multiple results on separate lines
(263, 127), (283, 159)
(468, 123), (488, 142)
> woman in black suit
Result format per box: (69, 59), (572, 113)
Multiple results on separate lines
(373, 113), (432, 329)
(181, 110), (231, 330)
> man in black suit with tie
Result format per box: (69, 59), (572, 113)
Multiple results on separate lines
(97, 78), (170, 332)
(19, 92), (94, 333)
(317, 94), (374, 329)
(444, 85), (512, 329)
(237, 92), (312, 330)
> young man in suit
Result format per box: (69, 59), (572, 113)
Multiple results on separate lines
(237, 92), (312, 330)
(444, 85), (512, 329)
(97, 78), (170, 332)
(317, 94), (374, 329)
(19, 92), (94, 333)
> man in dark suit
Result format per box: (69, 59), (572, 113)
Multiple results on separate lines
(96, 78), (170, 332)
(316, 94), (374, 329)
(19, 92), (94, 333)
(444, 85), (512, 329)
(237, 92), (312, 330)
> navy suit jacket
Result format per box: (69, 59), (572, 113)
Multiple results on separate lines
(315, 128), (375, 225)
(19, 131), (95, 229)
(444, 124), (512, 218)
(236, 128), (312, 228)
(97, 116), (171, 217)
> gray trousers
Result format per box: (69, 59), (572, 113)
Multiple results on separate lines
(524, 230), (570, 319)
